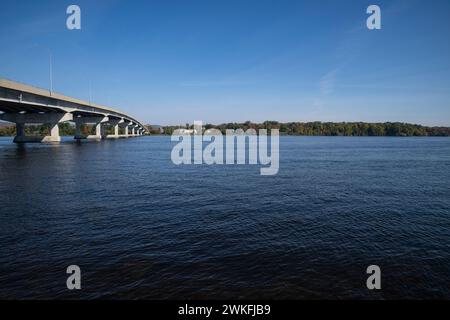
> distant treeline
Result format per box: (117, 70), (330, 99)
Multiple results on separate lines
(0, 123), (116, 136)
(0, 123), (75, 136)
(163, 121), (450, 137)
(1, 121), (450, 137)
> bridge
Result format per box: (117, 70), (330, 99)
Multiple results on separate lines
(0, 79), (147, 143)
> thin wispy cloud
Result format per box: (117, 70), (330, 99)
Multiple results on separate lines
(319, 68), (339, 95)
(338, 83), (450, 93)
(314, 0), (419, 112)
(179, 79), (248, 87)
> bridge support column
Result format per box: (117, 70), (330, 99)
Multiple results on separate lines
(118, 121), (132, 138)
(74, 116), (108, 140)
(103, 123), (119, 139)
(43, 123), (60, 143)
(106, 119), (124, 139)
(16, 123), (25, 137)
(0, 112), (72, 143)
(95, 122), (102, 138)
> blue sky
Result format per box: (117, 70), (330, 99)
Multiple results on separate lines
(1, 0), (449, 126)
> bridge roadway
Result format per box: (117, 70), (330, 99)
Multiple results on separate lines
(0, 78), (147, 143)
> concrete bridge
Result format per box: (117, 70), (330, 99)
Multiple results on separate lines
(0, 79), (147, 143)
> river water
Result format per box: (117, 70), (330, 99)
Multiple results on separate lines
(0, 136), (449, 299)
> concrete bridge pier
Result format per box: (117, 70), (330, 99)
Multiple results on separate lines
(106, 118), (124, 139)
(74, 116), (108, 140)
(0, 112), (73, 143)
(95, 122), (102, 138)
(118, 121), (132, 138)
(112, 123), (119, 137)
(132, 125), (140, 137)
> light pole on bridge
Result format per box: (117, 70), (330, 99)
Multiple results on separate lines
(49, 52), (53, 96)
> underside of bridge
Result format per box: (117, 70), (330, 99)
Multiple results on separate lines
(0, 79), (146, 143)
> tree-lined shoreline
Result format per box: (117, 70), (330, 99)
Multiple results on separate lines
(161, 121), (450, 137)
(1, 121), (450, 137)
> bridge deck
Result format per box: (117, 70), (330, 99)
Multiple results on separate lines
(0, 78), (146, 130)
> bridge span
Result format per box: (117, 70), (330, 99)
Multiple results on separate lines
(0, 79), (147, 143)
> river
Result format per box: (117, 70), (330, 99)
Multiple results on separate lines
(0, 136), (449, 299)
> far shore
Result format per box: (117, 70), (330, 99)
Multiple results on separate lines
(1, 121), (450, 137)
